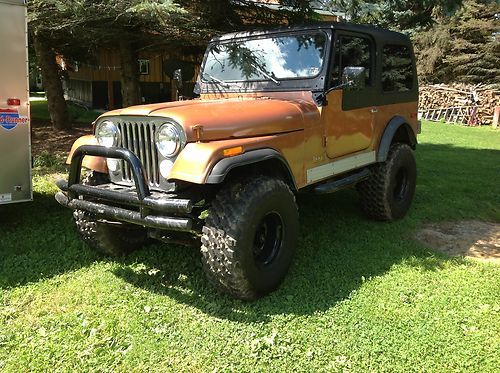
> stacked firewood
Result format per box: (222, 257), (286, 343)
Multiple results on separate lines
(419, 83), (500, 125)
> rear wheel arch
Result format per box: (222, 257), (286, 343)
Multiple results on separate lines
(377, 116), (417, 162)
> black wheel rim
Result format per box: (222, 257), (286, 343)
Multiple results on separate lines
(393, 167), (409, 202)
(253, 212), (284, 268)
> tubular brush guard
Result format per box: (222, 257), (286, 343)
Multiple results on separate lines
(55, 145), (195, 232)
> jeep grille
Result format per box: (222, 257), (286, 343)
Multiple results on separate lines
(116, 120), (160, 188)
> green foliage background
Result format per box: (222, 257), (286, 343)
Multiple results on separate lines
(327, 0), (500, 86)
(28, 0), (500, 87)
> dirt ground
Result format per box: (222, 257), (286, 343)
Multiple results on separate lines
(31, 119), (92, 160)
(416, 221), (500, 264)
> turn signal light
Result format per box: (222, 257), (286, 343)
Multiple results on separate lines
(7, 98), (21, 106)
(223, 146), (244, 157)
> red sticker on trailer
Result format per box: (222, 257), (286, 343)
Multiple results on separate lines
(0, 108), (28, 130)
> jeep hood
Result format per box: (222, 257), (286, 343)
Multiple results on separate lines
(101, 97), (319, 141)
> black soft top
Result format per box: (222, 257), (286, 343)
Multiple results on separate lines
(212, 22), (411, 46)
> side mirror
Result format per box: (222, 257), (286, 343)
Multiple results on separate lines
(193, 82), (201, 96)
(316, 66), (367, 106)
(342, 67), (366, 91)
(173, 68), (183, 90)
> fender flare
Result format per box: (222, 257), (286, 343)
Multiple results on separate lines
(377, 116), (417, 162)
(206, 148), (296, 189)
(66, 135), (108, 174)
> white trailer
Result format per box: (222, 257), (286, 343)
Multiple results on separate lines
(0, 0), (32, 204)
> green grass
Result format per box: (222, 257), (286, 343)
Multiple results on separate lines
(30, 99), (101, 124)
(1, 122), (499, 372)
(30, 92), (46, 98)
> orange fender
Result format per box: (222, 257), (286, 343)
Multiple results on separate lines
(66, 135), (108, 174)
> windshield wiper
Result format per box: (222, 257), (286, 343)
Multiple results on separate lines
(201, 72), (230, 88)
(251, 63), (280, 85)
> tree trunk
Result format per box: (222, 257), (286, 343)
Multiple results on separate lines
(33, 36), (70, 130)
(119, 40), (141, 107)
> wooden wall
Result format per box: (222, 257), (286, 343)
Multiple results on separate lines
(66, 79), (92, 105)
(66, 48), (202, 109)
(68, 49), (200, 84)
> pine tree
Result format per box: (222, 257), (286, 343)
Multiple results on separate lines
(29, 0), (315, 130)
(444, 0), (500, 85)
(325, 0), (461, 35)
(414, 0), (500, 85)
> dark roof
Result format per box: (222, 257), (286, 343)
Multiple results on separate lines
(212, 22), (410, 45)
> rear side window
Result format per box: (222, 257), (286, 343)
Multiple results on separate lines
(381, 44), (414, 92)
(331, 35), (373, 87)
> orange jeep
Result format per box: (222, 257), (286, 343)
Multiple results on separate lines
(56, 23), (420, 299)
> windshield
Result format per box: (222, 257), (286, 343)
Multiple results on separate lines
(202, 32), (327, 83)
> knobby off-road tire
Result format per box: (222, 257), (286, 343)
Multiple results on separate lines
(357, 143), (416, 221)
(201, 176), (299, 300)
(73, 171), (147, 256)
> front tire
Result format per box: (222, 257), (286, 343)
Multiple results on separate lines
(73, 171), (148, 256)
(357, 143), (416, 221)
(200, 176), (299, 300)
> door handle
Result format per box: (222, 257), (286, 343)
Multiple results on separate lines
(370, 107), (378, 113)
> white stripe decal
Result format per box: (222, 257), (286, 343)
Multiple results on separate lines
(306, 151), (376, 184)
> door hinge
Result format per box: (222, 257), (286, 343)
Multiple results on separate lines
(322, 136), (327, 147)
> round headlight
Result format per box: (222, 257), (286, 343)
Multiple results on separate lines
(95, 120), (120, 147)
(156, 122), (184, 157)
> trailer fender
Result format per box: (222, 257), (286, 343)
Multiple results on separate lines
(66, 135), (108, 174)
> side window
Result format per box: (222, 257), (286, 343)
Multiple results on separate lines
(382, 45), (413, 92)
(331, 35), (372, 87)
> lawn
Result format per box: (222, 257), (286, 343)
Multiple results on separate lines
(30, 98), (101, 125)
(0, 122), (499, 372)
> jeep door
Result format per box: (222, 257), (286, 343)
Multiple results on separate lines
(322, 32), (377, 159)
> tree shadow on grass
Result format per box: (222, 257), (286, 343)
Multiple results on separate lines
(112, 143), (499, 322)
(0, 190), (98, 289)
(111, 189), (450, 323)
(1, 143), (497, 323)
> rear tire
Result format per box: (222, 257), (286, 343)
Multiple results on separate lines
(200, 176), (299, 300)
(357, 143), (416, 221)
(73, 171), (147, 256)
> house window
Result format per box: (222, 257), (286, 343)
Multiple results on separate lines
(139, 59), (150, 75)
(382, 45), (413, 92)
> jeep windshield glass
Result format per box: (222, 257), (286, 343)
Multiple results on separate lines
(202, 32), (327, 83)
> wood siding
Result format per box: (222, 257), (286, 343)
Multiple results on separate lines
(66, 79), (92, 104)
(68, 49), (200, 84)
(66, 48), (201, 108)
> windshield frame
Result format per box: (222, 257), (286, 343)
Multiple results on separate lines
(198, 29), (332, 94)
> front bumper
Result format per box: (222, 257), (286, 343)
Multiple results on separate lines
(55, 145), (196, 232)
